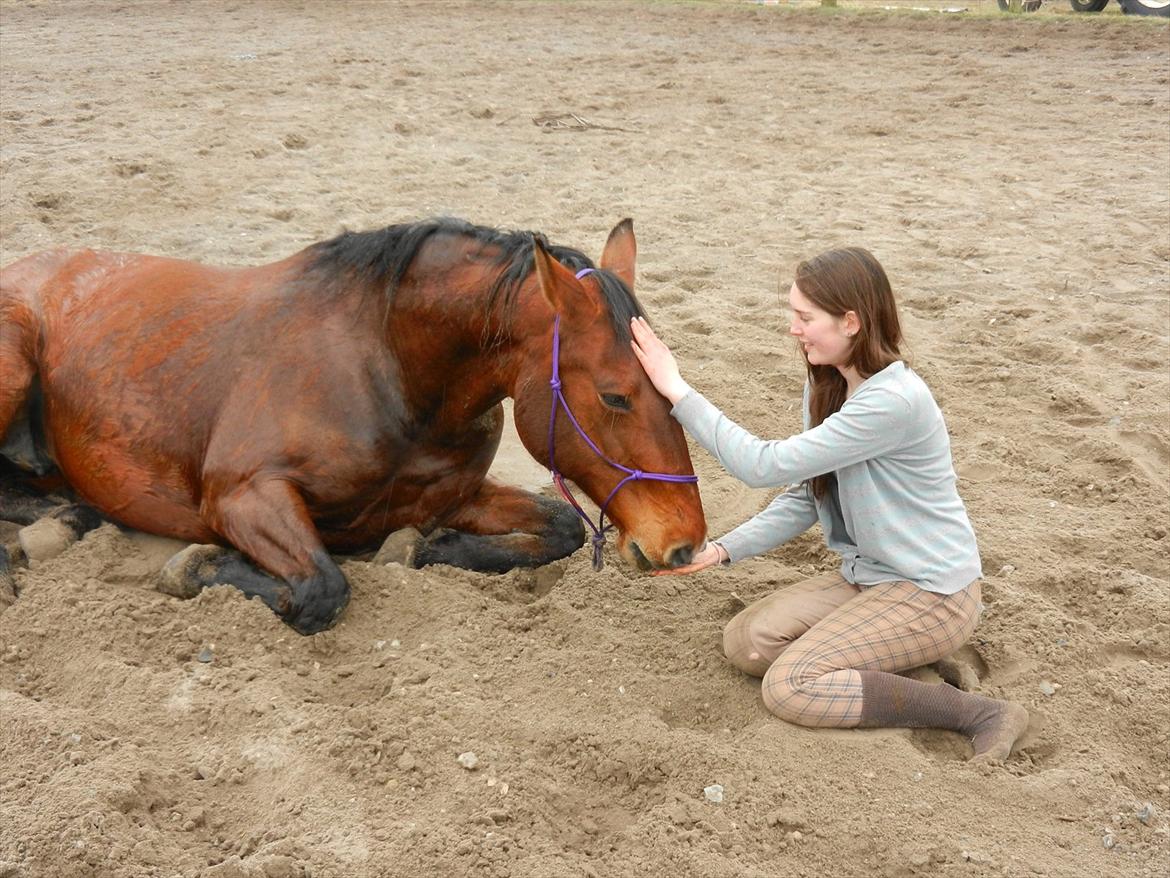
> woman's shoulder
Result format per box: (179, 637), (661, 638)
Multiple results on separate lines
(859, 362), (936, 409)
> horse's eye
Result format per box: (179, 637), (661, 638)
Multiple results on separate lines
(600, 393), (632, 412)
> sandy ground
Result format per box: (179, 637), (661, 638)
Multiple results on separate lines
(1, 1), (1168, 876)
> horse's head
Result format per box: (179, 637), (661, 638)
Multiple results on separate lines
(511, 220), (707, 571)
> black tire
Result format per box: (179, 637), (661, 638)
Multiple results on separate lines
(997, 0), (1043, 10)
(1069, 0), (1110, 10)
(1120, 0), (1170, 14)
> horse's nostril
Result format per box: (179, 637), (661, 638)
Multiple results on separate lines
(629, 541), (653, 571)
(666, 544), (694, 569)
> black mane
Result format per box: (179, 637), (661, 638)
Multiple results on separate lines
(306, 217), (644, 342)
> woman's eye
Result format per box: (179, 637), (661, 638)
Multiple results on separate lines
(601, 393), (632, 411)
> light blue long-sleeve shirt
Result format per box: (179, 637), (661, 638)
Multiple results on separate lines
(671, 361), (982, 594)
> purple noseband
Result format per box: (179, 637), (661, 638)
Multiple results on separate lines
(546, 267), (699, 571)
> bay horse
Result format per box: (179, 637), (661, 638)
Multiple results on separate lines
(0, 218), (707, 634)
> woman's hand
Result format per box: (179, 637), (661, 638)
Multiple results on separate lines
(653, 541), (727, 576)
(630, 316), (690, 405)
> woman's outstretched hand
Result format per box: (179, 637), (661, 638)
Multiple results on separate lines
(652, 541), (727, 576)
(630, 316), (690, 405)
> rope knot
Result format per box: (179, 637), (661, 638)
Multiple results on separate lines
(549, 378), (562, 391)
(632, 469), (644, 480)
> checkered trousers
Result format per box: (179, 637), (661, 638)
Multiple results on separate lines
(722, 571), (982, 728)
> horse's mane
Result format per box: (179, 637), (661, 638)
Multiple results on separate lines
(306, 217), (644, 342)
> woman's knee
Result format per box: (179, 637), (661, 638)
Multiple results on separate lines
(759, 656), (811, 722)
(761, 654), (866, 728)
(722, 612), (795, 677)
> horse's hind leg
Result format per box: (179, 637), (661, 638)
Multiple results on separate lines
(0, 461), (103, 563)
(162, 477), (350, 635)
(401, 478), (584, 573)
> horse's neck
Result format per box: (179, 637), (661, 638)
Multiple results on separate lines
(387, 282), (533, 432)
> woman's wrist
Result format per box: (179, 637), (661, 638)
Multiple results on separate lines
(665, 379), (691, 406)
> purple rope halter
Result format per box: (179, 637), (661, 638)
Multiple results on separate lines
(546, 267), (699, 571)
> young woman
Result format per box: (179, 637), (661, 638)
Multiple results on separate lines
(629, 246), (1029, 762)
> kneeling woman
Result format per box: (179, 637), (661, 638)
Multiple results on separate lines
(630, 247), (1028, 762)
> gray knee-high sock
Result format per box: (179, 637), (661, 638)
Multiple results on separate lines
(857, 670), (1003, 749)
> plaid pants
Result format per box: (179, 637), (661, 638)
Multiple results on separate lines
(722, 571), (982, 728)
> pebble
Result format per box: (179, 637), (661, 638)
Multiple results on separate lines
(1102, 832), (1116, 850)
(1038, 681), (1057, 697)
(1136, 802), (1156, 825)
(196, 647), (214, 663)
(457, 752), (479, 770)
(396, 752), (416, 771)
(703, 784), (724, 804)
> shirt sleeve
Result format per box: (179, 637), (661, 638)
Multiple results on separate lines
(717, 482), (819, 563)
(670, 386), (911, 489)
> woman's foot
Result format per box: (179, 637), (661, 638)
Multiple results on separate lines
(858, 670), (1031, 763)
(969, 700), (1030, 764)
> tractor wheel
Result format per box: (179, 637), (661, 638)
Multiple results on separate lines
(1120, 0), (1170, 14)
(997, 0), (1042, 10)
(1069, 0), (1109, 10)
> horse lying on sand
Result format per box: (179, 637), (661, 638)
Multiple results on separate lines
(0, 218), (707, 634)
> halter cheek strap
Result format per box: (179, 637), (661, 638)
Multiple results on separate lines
(546, 267), (699, 571)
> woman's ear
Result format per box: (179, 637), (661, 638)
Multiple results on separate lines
(842, 310), (861, 337)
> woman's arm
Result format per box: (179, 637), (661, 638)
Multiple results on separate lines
(717, 483), (819, 562)
(631, 317), (910, 488)
(654, 484), (818, 576)
(672, 387), (910, 488)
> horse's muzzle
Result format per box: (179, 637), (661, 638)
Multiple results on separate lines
(626, 539), (696, 571)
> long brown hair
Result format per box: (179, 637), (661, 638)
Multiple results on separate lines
(793, 247), (904, 499)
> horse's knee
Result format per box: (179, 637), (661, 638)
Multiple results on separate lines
(542, 496), (586, 560)
(287, 550), (350, 635)
(159, 544), (349, 636)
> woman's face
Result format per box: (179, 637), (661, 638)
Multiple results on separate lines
(787, 282), (855, 368)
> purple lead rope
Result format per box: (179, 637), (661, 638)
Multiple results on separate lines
(546, 267), (699, 571)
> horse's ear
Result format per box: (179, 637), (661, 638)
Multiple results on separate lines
(600, 218), (636, 291)
(531, 235), (600, 317)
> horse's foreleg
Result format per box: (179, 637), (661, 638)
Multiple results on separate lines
(164, 478), (350, 635)
(408, 478), (585, 573)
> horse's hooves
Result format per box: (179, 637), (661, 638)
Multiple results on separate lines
(373, 527), (421, 567)
(158, 544), (230, 599)
(18, 517), (76, 563)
